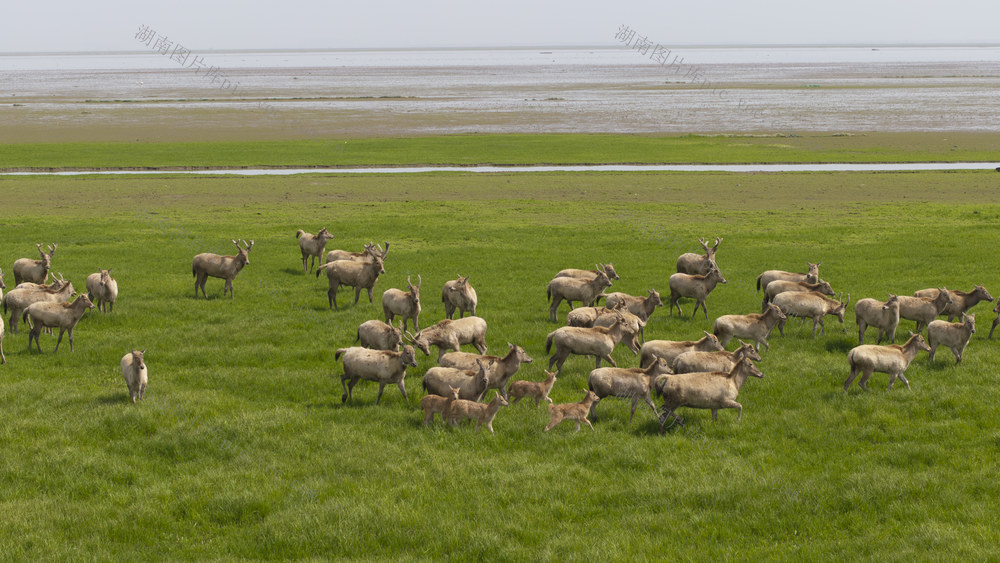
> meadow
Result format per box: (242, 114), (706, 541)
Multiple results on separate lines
(1, 168), (999, 559)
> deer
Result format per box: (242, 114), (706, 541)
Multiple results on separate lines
(599, 289), (662, 342)
(448, 391), (510, 433)
(23, 293), (95, 353)
(713, 303), (787, 352)
(655, 358), (764, 431)
(676, 237), (722, 275)
(544, 390), (600, 433)
(296, 227), (334, 274)
(639, 331), (724, 369)
(420, 386), (461, 426)
(762, 279), (835, 310)
(554, 262), (620, 281)
(382, 275), (421, 331)
(756, 262), (821, 293)
(13, 244), (57, 286)
(546, 267), (613, 321)
(4, 278), (76, 334)
(668, 266), (727, 319)
(545, 310), (628, 371)
(508, 370), (558, 407)
(441, 275), (478, 319)
(927, 313), (975, 364)
(336, 345), (418, 405)
(855, 294), (900, 345)
(355, 319), (403, 351)
(896, 289), (953, 334)
(587, 357), (673, 423)
(672, 340), (763, 374)
(316, 250), (386, 309)
(326, 241), (388, 264)
(422, 360), (492, 402)
(913, 285), (992, 322)
(844, 332), (930, 391)
(121, 349), (147, 404)
(438, 342), (533, 399)
(406, 316), (488, 361)
(85, 268), (118, 313)
(192, 239), (253, 298)
(772, 291), (850, 337)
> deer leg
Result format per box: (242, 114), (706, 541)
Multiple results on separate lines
(896, 373), (910, 391)
(549, 297), (562, 322)
(375, 383), (386, 405)
(302, 255), (309, 274)
(859, 368), (873, 391)
(601, 354), (616, 368)
(954, 344), (965, 364)
(366, 287), (374, 304)
(628, 397), (639, 423)
(51, 327), (68, 353)
(397, 381), (408, 402)
(928, 345), (937, 362)
(0, 337), (5, 364)
(544, 413), (561, 431)
(990, 316), (999, 338)
(584, 418), (594, 431)
(353, 287), (362, 305)
(843, 366), (859, 391)
(573, 420), (581, 433)
(328, 287), (338, 309)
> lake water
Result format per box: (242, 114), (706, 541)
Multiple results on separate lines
(3, 46), (1000, 138)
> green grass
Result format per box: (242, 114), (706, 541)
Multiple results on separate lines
(1, 170), (999, 559)
(1, 132), (998, 170)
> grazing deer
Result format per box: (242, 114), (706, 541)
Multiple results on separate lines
(192, 239), (254, 298)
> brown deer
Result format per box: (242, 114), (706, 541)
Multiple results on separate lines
(192, 239), (254, 298)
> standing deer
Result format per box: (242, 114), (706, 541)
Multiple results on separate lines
(296, 228), (334, 274)
(192, 240), (253, 298)
(756, 262), (821, 293)
(442, 275), (478, 319)
(316, 251), (386, 309)
(13, 244), (57, 285)
(85, 268), (118, 313)
(23, 293), (94, 353)
(546, 267), (613, 321)
(676, 237), (722, 275)
(382, 275), (421, 331)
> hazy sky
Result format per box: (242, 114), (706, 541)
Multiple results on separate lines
(3, 0), (998, 53)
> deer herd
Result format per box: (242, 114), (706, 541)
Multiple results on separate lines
(4, 230), (995, 437)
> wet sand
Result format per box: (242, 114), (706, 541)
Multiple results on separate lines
(3, 51), (1000, 143)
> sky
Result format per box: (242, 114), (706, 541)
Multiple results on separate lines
(2, 0), (999, 53)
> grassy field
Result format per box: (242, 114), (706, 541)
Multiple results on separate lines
(2, 132), (999, 170)
(1, 169), (999, 559)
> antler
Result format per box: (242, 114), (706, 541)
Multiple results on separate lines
(712, 237), (722, 251)
(698, 237), (709, 250)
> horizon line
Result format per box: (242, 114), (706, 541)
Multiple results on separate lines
(3, 42), (1000, 57)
